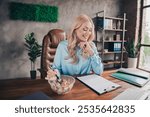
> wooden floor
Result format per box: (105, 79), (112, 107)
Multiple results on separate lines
(0, 70), (136, 100)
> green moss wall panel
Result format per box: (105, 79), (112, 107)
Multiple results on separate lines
(9, 2), (58, 22)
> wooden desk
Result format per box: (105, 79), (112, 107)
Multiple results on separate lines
(0, 70), (135, 100)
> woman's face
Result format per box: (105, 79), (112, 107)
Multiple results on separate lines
(76, 22), (92, 42)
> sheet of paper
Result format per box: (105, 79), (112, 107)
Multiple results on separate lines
(77, 74), (121, 95)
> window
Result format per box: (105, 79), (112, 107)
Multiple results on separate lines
(138, 0), (150, 72)
(144, 0), (150, 5)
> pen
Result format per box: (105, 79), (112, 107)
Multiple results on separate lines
(50, 65), (62, 83)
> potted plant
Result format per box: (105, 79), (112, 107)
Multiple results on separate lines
(24, 32), (42, 79)
(125, 38), (140, 68)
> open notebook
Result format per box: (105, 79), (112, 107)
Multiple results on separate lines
(77, 74), (121, 95)
(111, 68), (150, 87)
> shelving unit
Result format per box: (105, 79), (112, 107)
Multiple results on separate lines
(94, 10), (127, 69)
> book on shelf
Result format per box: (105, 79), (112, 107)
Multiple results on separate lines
(104, 19), (113, 29)
(96, 17), (113, 29)
(108, 42), (121, 51)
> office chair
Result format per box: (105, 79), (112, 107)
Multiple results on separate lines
(39, 29), (66, 79)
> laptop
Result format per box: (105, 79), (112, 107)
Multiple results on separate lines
(113, 88), (150, 100)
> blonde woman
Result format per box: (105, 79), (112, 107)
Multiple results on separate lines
(46, 14), (103, 80)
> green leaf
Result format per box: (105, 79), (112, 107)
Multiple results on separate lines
(125, 38), (140, 58)
(24, 32), (42, 69)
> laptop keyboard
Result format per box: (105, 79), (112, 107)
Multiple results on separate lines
(113, 88), (150, 100)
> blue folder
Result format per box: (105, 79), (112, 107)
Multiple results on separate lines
(111, 72), (150, 87)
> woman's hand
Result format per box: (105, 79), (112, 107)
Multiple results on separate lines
(45, 69), (57, 81)
(79, 42), (94, 56)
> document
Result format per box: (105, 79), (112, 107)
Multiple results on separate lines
(77, 74), (121, 95)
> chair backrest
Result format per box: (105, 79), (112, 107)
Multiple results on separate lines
(40, 29), (66, 79)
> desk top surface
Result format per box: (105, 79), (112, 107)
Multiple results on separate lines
(0, 70), (136, 100)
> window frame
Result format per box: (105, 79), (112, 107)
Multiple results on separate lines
(138, 0), (150, 72)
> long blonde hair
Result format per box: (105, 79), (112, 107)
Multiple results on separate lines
(67, 14), (95, 64)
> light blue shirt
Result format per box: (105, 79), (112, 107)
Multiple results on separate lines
(52, 40), (103, 76)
